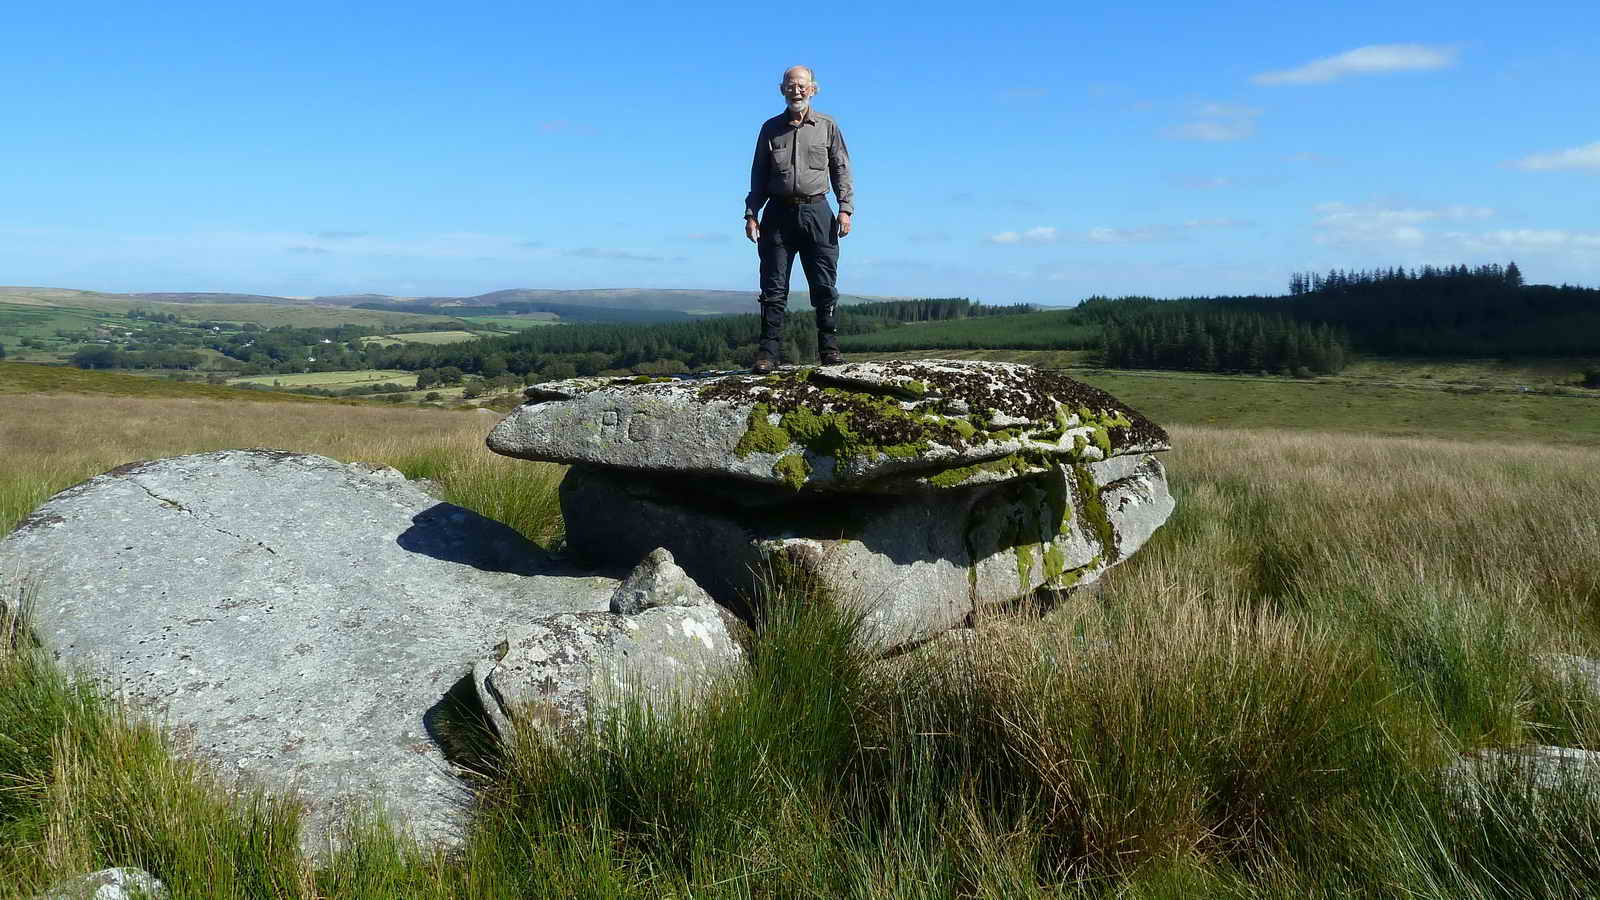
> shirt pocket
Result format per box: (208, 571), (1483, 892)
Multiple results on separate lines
(805, 143), (828, 170)
(768, 138), (792, 172)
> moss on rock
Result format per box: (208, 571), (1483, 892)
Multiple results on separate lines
(772, 454), (811, 490)
(734, 403), (792, 457)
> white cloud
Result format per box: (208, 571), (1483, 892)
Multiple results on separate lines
(1446, 229), (1600, 253)
(1183, 218), (1252, 229)
(1195, 103), (1263, 118)
(1086, 226), (1170, 243)
(986, 226), (1059, 245)
(565, 247), (672, 262)
(1164, 120), (1256, 142)
(1163, 102), (1261, 142)
(988, 219), (1247, 247)
(1313, 202), (1496, 248)
(1253, 44), (1459, 85)
(1513, 141), (1600, 172)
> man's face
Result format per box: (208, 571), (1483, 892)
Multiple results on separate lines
(780, 73), (815, 111)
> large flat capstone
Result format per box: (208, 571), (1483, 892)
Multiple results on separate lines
(487, 360), (1170, 492)
(0, 450), (618, 857)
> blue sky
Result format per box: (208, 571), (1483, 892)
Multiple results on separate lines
(4, 0), (1597, 304)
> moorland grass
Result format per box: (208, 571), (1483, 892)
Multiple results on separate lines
(0, 390), (564, 546)
(3, 387), (1600, 895)
(224, 370), (417, 389)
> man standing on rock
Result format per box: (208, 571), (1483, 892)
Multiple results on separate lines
(744, 64), (853, 374)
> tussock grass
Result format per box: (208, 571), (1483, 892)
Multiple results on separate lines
(5, 395), (1600, 893)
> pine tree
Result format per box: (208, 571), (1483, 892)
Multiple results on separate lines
(1505, 260), (1524, 288)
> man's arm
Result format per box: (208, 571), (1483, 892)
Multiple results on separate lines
(830, 120), (854, 237)
(744, 126), (770, 243)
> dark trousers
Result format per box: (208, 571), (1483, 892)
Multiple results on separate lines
(757, 198), (839, 358)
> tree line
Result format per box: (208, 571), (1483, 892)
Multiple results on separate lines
(1281, 263), (1600, 356)
(1098, 302), (1349, 375)
(358, 298), (1026, 379)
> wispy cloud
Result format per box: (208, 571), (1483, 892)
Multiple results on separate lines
(1446, 229), (1600, 253)
(1513, 140), (1600, 172)
(287, 245), (331, 255)
(1253, 44), (1459, 86)
(1163, 102), (1262, 142)
(987, 226), (1059, 245)
(1313, 202), (1494, 247)
(987, 219), (1248, 246)
(1085, 226), (1170, 244)
(315, 231), (367, 240)
(564, 247), (670, 262)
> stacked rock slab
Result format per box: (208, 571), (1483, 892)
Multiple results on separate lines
(487, 360), (1174, 648)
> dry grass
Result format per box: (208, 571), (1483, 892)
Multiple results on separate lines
(0, 393), (564, 545)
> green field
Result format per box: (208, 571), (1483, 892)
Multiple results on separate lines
(849, 348), (1600, 445)
(0, 361), (343, 403)
(838, 308), (1101, 351)
(457, 314), (560, 330)
(377, 330), (483, 345)
(226, 369), (416, 389)
(0, 286), (466, 331)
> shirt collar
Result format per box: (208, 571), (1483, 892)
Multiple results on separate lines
(785, 105), (816, 127)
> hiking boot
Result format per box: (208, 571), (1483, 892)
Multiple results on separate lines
(751, 352), (776, 375)
(819, 349), (844, 365)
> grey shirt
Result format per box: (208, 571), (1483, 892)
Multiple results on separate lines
(744, 107), (853, 219)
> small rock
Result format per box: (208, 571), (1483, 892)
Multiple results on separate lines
(476, 604), (745, 741)
(39, 866), (168, 900)
(1446, 744), (1600, 808)
(1537, 653), (1600, 696)
(609, 547), (714, 615)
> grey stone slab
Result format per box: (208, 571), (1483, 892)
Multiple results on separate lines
(487, 360), (1169, 493)
(559, 453), (1173, 649)
(0, 450), (616, 858)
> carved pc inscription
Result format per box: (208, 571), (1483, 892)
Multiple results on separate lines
(627, 414), (656, 442)
(593, 407), (656, 444)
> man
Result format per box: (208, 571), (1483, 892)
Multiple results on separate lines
(743, 64), (853, 374)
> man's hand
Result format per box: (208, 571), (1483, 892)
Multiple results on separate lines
(838, 212), (852, 237)
(745, 217), (760, 243)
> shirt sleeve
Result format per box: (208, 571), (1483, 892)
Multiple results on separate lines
(829, 120), (853, 215)
(744, 126), (770, 219)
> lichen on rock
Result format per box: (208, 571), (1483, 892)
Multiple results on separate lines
(487, 359), (1169, 493)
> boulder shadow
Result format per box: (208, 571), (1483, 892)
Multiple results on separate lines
(422, 669), (502, 785)
(396, 502), (559, 576)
